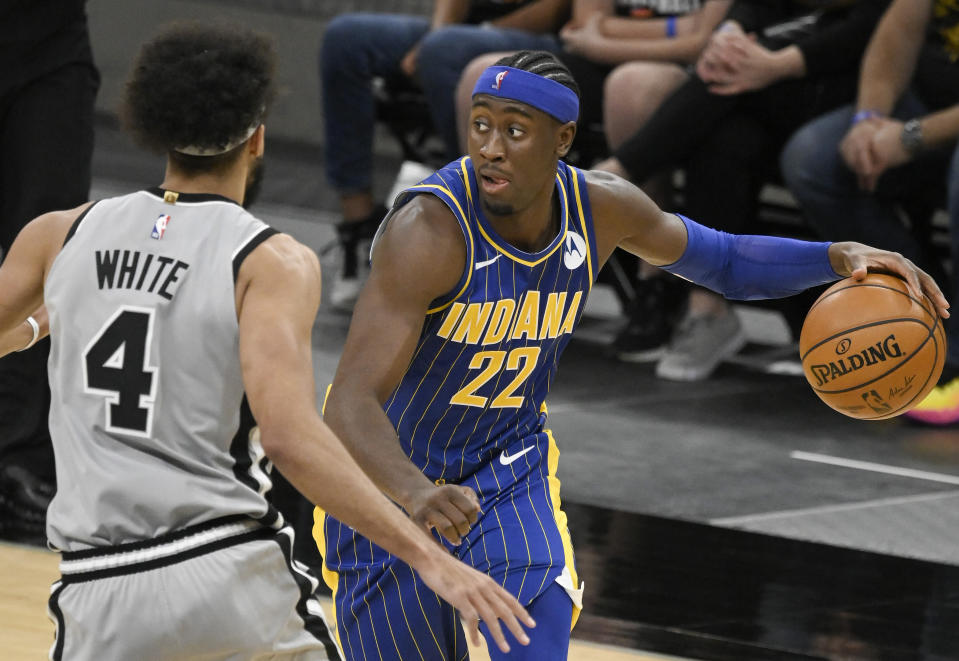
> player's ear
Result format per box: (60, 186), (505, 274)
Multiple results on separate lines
(556, 121), (576, 158)
(250, 124), (265, 157)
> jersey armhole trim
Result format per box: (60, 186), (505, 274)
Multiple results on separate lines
(424, 189), (474, 314)
(62, 202), (99, 247)
(569, 169), (594, 288)
(232, 227), (280, 282)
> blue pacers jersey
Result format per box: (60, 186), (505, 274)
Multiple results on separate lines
(316, 158), (592, 659)
(385, 157), (597, 483)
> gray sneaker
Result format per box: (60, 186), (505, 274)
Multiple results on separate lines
(655, 312), (747, 381)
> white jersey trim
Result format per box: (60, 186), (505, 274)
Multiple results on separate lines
(60, 518), (261, 576)
(232, 226), (272, 260)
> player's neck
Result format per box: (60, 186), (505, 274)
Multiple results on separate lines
(486, 188), (559, 253)
(160, 162), (248, 205)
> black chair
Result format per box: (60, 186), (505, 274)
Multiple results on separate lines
(373, 74), (446, 167)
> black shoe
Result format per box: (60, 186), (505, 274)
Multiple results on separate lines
(613, 275), (689, 362)
(324, 206), (386, 311)
(0, 464), (54, 546)
(332, 209), (384, 278)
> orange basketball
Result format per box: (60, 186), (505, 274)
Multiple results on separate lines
(799, 273), (946, 420)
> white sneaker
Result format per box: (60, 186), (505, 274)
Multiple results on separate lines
(329, 270), (365, 311)
(386, 160), (434, 206)
(655, 312), (747, 381)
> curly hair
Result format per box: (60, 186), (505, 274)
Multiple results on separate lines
(121, 22), (275, 170)
(493, 50), (581, 100)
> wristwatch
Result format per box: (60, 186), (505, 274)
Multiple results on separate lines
(900, 118), (924, 155)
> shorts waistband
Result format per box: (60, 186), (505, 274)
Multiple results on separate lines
(59, 515), (274, 583)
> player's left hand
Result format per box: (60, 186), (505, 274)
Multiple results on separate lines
(407, 483), (481, 544)
(828, 241), (950, 319)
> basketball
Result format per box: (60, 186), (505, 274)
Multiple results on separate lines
(799, 273), (946, 420)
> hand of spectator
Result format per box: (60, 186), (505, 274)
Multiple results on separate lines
(828, 241), (950, 319)
(857, 119), (912, 192)
(559, 14), (584, 32)
(696, 20), (746, 82)
(560, 12), (604, 59)
(701, 34), (783, 95)
(400, 43), (421, 78)
(406, 483), (481, 544)
(839, 119), (885, 190)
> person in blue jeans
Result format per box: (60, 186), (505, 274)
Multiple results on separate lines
(320, 0), (570, 311)
(780, 0), (959, 425)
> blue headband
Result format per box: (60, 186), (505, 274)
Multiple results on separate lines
(472, 66), (579, 124)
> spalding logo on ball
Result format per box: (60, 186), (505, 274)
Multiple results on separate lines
(799, 273), (946, 420)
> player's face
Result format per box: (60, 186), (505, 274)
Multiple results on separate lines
(468, 95), (574, 218)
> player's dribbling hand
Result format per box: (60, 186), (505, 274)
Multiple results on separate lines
(828, 241), (950, 319)
(406, 484), (481, 544)
(417, 554), (536, 654)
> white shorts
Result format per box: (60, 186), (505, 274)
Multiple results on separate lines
(48, 516), (341, 660)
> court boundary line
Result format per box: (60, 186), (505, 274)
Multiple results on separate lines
(790, 450), (959, 485)
(712, 449), (959, 526)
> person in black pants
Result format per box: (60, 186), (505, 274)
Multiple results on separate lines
(593, 0), (890, 381)
(0, 0), (99, 544)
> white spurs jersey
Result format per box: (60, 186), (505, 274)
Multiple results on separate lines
(44, 189), (280, 552)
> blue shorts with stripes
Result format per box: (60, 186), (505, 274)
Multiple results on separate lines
(315, 429), (579, 660)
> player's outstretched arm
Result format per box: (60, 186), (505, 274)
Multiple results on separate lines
(585, 169), (949, 314)
(0, 206), (86, 357)
(236, 233), (534, 652)
(585, 168), (688, 268)
(324, 195), (485, 545)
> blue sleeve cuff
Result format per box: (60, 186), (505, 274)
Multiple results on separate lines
(661, 214), (840, 300)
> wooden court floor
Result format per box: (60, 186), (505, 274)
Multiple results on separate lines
(0, 541), (684, 661)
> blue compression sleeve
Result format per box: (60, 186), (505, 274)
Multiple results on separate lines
(661, 214), (840, 300)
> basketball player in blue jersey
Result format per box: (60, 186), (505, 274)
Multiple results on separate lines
(318, 50), (949, 659)
(0, 24), (534, 660)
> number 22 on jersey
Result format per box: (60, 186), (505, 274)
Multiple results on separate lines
(450, 346), (540, 408)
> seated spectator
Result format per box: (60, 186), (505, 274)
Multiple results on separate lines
(453, 0), (731, 359)
(321, 0), (570, 311)
(561, 0), (732, 359)
(780, 0), (959, 424)
(592, 0), (890, 380)
(562, 0), (731, 158)
(454, 0), (730, 159)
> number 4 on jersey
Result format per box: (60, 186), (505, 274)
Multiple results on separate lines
(83, 306), (158, 437)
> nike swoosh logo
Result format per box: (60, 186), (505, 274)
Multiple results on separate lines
(499, 446), (534, 466)
(475, 254), (501, 270)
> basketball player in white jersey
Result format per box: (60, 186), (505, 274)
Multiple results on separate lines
(0, 23), (534, 660)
